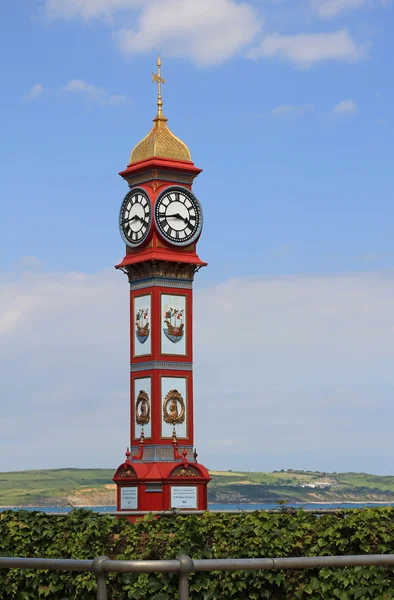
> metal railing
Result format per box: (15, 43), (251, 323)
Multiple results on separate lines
(2, 554), (394, 600)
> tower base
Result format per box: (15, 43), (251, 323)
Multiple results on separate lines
(113, 454), (210, 518)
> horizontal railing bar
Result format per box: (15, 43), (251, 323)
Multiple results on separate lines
(0, 557), (93, 571)
(100, 559), (181, 573)
(99, 554), (394, 574)
(193, 555), (394, 572)
(2, 554), (394, 574)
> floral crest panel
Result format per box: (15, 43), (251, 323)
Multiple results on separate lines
(161, 376), (187, 439)
(134, 377), (152, 439)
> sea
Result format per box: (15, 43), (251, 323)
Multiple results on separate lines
(1, 503), (394, 513)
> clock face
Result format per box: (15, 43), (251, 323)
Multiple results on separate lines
(154, 187), (203, 246)
(119, 188), (152, 247)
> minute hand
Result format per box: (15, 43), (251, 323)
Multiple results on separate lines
(166, 213), (189, 224)
(121, 215), (143, 226)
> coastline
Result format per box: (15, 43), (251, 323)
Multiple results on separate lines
(2, 500), (394, 510)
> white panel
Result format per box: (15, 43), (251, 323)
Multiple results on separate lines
(134, 377), (152, 439)
(161, 294), (186, 356)
(120, 487), (138, 509)
(134, 295), (151, 356)
(171, 486), (197, 509)
(161, 376), (187, 438)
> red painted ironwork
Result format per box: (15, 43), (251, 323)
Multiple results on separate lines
(113, 146), (211, 517)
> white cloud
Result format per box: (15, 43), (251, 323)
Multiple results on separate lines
(24, 83), (44, 102)
(63, 79), (130, 105)
(248, 30), (367, 67)
(271, 104), (314, 117)
(43, 0), (376, 69)
(333, 98), (357, 114)
(312, 0), (366, 17)
(44, 0), (262, 66)
(312, 0), (389, 17)
(2, 265), (394, 473)
(208, 438), (244, 448)
(0, 308), (22, 334)
(114, 0), (262, 66)
(44, 0), (144, 20)
(23, 81), (129, 106)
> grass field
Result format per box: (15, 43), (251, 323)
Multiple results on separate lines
(0, 469), (115, 506)
(2, 468), (394, 506)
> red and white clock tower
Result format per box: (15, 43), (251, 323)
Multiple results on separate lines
(113, 57), (211, 513)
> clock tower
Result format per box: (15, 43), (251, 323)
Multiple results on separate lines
(113, 57), (211, 514)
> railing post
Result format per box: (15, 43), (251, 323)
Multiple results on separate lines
(177, 555), (194, 600)
(92, 556), (109, 600)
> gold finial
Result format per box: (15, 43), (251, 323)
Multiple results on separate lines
(152, 54), (166, 118)
(129, 54), (192, 164)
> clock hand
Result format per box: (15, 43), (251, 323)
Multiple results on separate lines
(166, 213), (189, 224)
(121, 215), (144, 226)
(121, 216), (137, 225)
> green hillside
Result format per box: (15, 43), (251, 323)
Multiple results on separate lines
(208, 469), (394, 504)
(0, 469), (116, 507)
(2, 468), (394, 507)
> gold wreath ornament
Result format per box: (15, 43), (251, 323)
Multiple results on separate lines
(163, 389), (185, 425)
(136, 390), (151, 426)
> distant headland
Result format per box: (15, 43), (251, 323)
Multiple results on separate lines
(2, 468), (394, 507)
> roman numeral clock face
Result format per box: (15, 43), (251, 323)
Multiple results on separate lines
(119, 189), (152, 247)
(154, 187), (203, 246)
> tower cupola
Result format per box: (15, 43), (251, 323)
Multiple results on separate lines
(129, 56), (191, 164)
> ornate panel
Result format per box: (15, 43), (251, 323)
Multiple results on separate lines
(160, 293), (187, 356)
(171, 466), (199, 477)
(133, 294), (152, 357)
(134, 377), (152, 439)
(118, 466), (137, 478)
(161, 376), (187, 439)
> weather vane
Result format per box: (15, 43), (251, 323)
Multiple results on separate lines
(152, 55), (165, 117)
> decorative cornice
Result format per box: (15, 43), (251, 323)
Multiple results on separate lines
(130, 277), (193, 291)
(126, 169), (196, 188)
(131, 361), (192, 372)
(123, 260), (199, 283)
(130, 445), (195, 462)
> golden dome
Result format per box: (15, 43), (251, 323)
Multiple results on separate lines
(130, 115), (191, 164)
(129, 56), (191, 165)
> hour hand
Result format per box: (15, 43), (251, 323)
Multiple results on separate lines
(121, 215), (138, 226)
(167, 213), (189, 224)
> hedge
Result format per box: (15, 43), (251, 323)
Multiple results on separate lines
(1, 508), (394, 599)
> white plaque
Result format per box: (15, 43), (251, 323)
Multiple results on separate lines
(171, 486), (197, 509)
(120, 487), (138, 509)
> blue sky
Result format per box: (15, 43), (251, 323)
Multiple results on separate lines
(1, 0), (394, 475)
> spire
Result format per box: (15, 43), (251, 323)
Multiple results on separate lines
(152, 55), (166, 120)
(129, 55), (192, 164)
